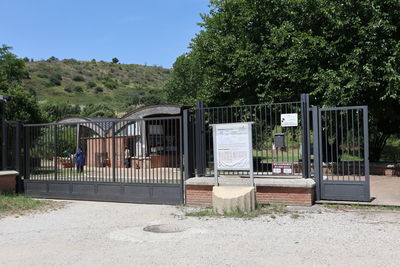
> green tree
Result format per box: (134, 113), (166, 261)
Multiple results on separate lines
(0, 45), (44, 122)
(42, 103), (81, 122)
(112, 57), (119, 64)
(166, 0), (400, 161)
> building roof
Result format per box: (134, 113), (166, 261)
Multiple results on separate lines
(56, 104), (189, 137)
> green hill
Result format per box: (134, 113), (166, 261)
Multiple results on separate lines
(22, 58), (171, 113)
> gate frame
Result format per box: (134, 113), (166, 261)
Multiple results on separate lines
(21, 116), (185, 205)
(313, 106), (370, 202)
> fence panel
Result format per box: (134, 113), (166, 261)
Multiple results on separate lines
(24, 117), (183, 185)
(316, 106), (370, 201)
(199, 101), (304, 176)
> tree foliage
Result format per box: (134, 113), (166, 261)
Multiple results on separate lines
(42, 103), (81, 122)
(0, 45), (44, 123)
(81, 103), (116, 118)
(166, 0), (400, 161)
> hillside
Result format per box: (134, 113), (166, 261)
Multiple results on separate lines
(22, 58), (171, 113)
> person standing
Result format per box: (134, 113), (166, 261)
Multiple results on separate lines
(124, 146), (131, 168)
(75, 147), (85, 173)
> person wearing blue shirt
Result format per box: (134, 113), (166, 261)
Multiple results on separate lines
(75, 147), (85, 173)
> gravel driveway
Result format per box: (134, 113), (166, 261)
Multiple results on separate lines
(0, 201), (399, 267)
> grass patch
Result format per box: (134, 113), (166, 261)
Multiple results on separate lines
(0, 192), (62, 218)
(323, 204), (400, 211)
(185, 203), (292, 219)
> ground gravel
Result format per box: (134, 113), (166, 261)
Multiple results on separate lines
(0, 200), (399, 267)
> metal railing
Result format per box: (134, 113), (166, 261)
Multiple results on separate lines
(196, 100), (305, 177)
(23, 117), (183, 184)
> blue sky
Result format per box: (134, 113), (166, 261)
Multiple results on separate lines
(0, 0), (210, 68)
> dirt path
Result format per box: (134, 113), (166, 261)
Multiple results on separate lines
(0, 201), (399, 266)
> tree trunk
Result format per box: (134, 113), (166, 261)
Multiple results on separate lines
(369, 133), (390, 162)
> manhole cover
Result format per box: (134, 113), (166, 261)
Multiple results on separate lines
(143, 224), (185, 233)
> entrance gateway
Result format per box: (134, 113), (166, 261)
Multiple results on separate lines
(1, 94), (371, 204)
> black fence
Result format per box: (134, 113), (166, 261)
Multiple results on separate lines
(23, 117), (183, 184)
(195, 100), (306, 177)
(1, 94), (370, 203)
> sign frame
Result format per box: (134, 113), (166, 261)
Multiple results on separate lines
(211, 122), (254, 186)
(281, 113), (298, 127)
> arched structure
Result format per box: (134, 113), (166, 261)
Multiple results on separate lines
(56, 117), (114, 138)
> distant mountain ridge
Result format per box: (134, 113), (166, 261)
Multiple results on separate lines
(22, 58), (171, 112)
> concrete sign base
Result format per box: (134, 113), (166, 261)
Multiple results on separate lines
(212, 186), (255, 214)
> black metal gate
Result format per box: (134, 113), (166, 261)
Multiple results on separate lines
(194, 96), (310, 178)
(21, 116), (184, 204)
(312, 106), (370, 201)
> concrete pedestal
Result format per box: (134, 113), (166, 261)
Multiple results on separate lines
(212, 186), (255, 214)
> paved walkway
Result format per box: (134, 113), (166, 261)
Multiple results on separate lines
(371, 175), (400, 205)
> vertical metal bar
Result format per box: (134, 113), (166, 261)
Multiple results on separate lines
(14, 122), (21, 192)
(351, 109), (355, 181)
(195, 100), (205, 176)
(363, 107), (370, 201)
(312, 106), (321, 201)
(212, 125), (218, 186)
(302, 94), (311, 178)
(357, 109), (361, 180)
(112, 121), (116, 182)
(2, 120), (7, 169)
(183, 110), (190, 180)
(25, 126), (30, 180)
(54, 124), (58, 181)
(179, 117), (184, 192)
(248, 122), (254, 186)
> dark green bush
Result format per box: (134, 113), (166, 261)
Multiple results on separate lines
(94, 86), (103, 93)
(72, 75), (85, 82)
(49, 74), (62, 86)
(86, 81), (97, 88)
(73, 85), (83, 93)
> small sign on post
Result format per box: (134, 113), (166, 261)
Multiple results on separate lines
(212, 122), (254, 186)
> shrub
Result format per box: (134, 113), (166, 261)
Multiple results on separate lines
(73, 85), (83, 93)
(48, 74), (62, 86)
(27, 88), (37, 96)
(37, 73), (48, 79)
(72, 75), (85, 82)
(94, 86), (103, 94)
(112, 57), (119, 64)
(64, 86), (72, 93)
(86, 81), (97, 88)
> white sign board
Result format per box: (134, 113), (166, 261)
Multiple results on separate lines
(281, 113), (298, 127)
(213, 123), (252, 170)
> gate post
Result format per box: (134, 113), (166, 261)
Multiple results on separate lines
(15, 121), (21, 173)
(2, 120), (7, 170)
(15, 121), (25, 193)
(183, 109), (194, 180)
(54, 124), (58, 180)
(195, 100), (206, 176)
(25, 126), (30, 180)
(363, 106), (370, 201)
(112, 121), (116, 182)
(312, 106), (321, 201)
(301, 94), (310, 178)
